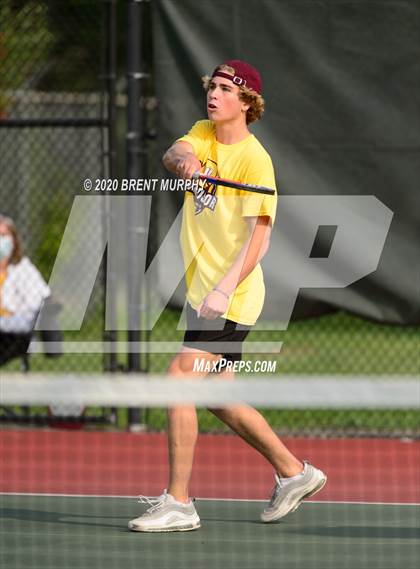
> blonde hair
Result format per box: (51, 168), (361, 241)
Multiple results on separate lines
(202, 64), (265, 124)
(0, 214), (23, 264)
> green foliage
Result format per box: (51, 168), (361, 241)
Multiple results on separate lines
(39, 0), (104, 91)
(33, 187), (70, 280)
(144, 408), (419, 436)
(0, 1), (54, 112)
(0, 0), (118, 101)
(148, 309), (420, 375)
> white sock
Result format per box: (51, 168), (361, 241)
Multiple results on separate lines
(278, 463), (306, 487)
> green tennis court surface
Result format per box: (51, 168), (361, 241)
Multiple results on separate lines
(1, 494), (418, 569)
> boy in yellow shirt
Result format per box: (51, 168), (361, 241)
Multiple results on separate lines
(129, 60), (326, 532)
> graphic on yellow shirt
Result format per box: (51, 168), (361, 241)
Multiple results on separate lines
(177, 120), (278, 326)
(193, 164), (218, 215)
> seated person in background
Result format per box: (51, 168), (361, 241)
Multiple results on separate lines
(0, 214), (51, 366)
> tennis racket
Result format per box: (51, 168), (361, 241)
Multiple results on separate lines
(192, 172), (276, 196)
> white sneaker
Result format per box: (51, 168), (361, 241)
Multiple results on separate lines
(261, 461), (327, 522)
(128, 491), (201, 532)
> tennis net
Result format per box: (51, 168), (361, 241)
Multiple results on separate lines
(1, 372), (419, 569)
(1, 372), (418, 436)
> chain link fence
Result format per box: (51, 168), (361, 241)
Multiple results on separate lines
(1, 1), (111, 373)
(1, 1), (417, 437)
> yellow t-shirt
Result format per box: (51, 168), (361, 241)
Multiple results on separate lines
(178, 120), (277, 326)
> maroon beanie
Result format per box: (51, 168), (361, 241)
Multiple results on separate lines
(211, 59), (262, 95)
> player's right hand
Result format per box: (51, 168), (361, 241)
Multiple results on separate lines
(176, 153), (201, 179)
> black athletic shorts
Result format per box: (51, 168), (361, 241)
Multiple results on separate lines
(183, 303), (251, 363)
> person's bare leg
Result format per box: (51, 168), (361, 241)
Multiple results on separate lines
(166, 348), (220, 502)
(208, 370), (303, 477)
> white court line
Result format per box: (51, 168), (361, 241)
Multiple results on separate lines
(1, 492), (419, 507)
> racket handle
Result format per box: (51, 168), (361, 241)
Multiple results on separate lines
(191, 171), (275, 195)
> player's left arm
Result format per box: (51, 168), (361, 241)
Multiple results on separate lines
(197, 215), (272, 319)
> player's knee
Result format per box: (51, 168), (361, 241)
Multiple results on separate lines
(207, 406), (232, 420)
(167, 352), (197, 375)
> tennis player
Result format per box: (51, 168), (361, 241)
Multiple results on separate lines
(129, 60), (327, 532)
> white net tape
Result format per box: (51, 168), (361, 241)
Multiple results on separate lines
(1, 374), (418, 409)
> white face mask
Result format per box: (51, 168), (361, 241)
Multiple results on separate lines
(0, 235), (14, 261)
